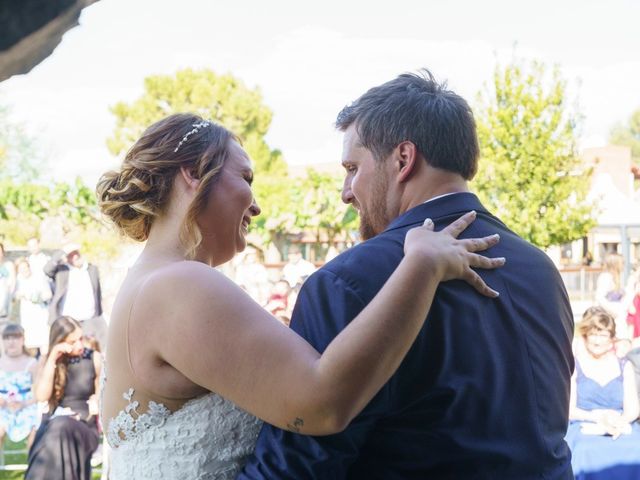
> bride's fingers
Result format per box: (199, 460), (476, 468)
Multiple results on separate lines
(440, 211), (477, 238)
(459, 234), (500, 253)
(464, 269), (500, 297)
(466, 253), (506, 269)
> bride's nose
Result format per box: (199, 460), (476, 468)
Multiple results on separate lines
(249, 198), (261, 216)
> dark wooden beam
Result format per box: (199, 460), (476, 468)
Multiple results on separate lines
(0, 0), (99, 82)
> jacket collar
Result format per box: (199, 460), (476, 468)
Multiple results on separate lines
(384, 192), (491, 233)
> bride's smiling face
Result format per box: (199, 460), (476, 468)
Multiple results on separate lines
(198, 141), (260, 265)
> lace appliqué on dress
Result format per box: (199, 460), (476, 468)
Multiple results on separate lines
(102, 363), (263, 479)
(106, 387), (171, 448)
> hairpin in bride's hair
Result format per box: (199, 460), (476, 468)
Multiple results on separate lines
(174, 121), (212, 153)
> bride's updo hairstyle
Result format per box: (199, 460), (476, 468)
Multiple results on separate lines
(97, 113), (235, 258)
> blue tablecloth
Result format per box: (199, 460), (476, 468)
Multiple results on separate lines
(566, 422), (640, 479)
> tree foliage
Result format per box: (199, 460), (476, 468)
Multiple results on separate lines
(107, 68), (293, 241)
(472, 60), (595, 248)
(291, 169), (358, 242)
(0, 104), (46, 182)
(610, 108), (640, 162)
(0, 102), (107, 250)
(107, 69), (365, 255)
(0, 177), (106, 247)
(249, 168), (357, 258)
(107, 69), (285, 170)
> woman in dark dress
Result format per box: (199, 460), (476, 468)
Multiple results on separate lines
(25, 316), (102, 480)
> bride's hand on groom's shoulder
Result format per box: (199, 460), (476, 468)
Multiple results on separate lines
(404, 211), (505, 297)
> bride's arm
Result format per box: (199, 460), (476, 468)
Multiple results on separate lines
(149, 212), (502, 435)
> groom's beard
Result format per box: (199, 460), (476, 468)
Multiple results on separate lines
(358, 174), (391, 241)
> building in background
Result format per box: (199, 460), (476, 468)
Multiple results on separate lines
(553, 145), (640, 305)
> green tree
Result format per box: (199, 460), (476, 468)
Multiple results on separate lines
(252, 169), (358, 259)
(0, 177), (108, 248)
(107, 69), (291, 242)
(472, 60), (595, 248)
(0, 104), (46, 182)
(610, 108), (640, 162)
(291, 169), (358, 243)
(0, 103), (119, 256)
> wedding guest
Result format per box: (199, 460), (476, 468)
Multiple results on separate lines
(282, 245), (315, 289)
(596, 254), (625, 305)
(235, 248), (269, 305)
(615, 338), (632, 358)
(26, 316), (101, 480)
(627, 337), (640, 405)
(0, 244), (16, 330)
(15, 259), (51, 355)
(0, 324), (39, 449)
(26, 238), (50, 283)
(44, 244), (107, 349)
(82, 334), (101, 354)
(566, 306), (640, 479)
(626, 270), (640, 339)
(264, 279), (293, 318)
(596, 253), (628, 338)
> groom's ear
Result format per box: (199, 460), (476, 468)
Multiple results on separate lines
(395, 141), (419, 183)
(179, 166), (201, 190)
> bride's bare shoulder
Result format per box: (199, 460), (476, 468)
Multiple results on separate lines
(127, 260), (258, 342)
(136, 261), (238, 305)
(172, 260), (222, 275)
(145, 260), (224, 281)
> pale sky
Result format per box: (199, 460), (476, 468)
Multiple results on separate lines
(1, 0), (639, 185)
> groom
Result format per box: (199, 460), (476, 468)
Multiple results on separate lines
(238, 70), (574, 479)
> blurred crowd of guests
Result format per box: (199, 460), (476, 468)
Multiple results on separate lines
(0, 238), (320, 478)
(0, 238), (106, 356)
(567, 259), (640, 478)
(236, 247), (640, 478)
(2, 237), (640, 479)
(0, 317), (101, 479)
(0, 238), (105, 479)
(595, 253), (640, 341)
(233, 244), (319, 326)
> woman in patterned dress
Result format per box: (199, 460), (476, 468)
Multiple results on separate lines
(0, 324), (39, 448)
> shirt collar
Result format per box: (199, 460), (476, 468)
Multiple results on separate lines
(384, 192), (493, 233)
(71, 261), (89, 272)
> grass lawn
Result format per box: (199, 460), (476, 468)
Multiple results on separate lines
(0, 438), (102, 479)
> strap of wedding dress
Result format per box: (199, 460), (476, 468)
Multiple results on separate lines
(124, 272), (158, 397)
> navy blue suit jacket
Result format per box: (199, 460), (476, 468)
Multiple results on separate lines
(239, 193), (574, 479)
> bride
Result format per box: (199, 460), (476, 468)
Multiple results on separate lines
(97, 113), (503, 479)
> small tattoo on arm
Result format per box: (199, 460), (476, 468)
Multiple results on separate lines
(286, 417), (304, 433)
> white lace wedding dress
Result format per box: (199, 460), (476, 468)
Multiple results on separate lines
(104, 377), (263, 479)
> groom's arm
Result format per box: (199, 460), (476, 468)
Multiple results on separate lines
(238, 267), (387, 479)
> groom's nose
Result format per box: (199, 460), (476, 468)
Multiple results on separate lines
(341, 178), (354, 205)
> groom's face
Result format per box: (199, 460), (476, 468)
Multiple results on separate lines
(340, 125), (393, 240)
